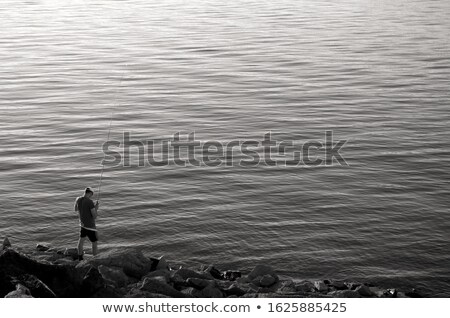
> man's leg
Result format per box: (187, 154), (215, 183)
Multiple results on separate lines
(77, 236), (85, 260)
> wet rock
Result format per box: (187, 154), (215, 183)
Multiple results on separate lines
(356, 284), (373, 297)
(140, 277), (186, 298)
(2, 237), (11, 250)
(314, 281), (328, 292)
(5, 284), (33, 298)
(202, 265), (223, 280)
(80, 267), (105, 297)
(260, 274), (277, 287)
(80, 248), (152, 279)
(329, 290), (361, 298)
(247, 265), (277, 281)
(98, 265), (130, 288)
(36, 244), (50, 252)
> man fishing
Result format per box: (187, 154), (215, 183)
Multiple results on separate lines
(74, 187), (100, 260)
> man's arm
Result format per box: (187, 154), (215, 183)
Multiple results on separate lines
(74, 197), (79, 213)
(91, 201), (99, 219)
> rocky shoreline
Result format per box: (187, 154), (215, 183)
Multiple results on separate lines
(1, 237), (423, 298)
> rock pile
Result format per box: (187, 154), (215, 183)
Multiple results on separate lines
(0, 238), (423, 298)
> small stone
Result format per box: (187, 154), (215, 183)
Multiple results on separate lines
(2, 237), (11, 250)
(224, 270), (241, 281)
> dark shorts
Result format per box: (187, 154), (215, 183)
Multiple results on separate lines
(80, 227), (98, 242)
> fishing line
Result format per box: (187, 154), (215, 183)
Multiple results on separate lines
(96, 67), (128, 203)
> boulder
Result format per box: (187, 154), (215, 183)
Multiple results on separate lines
(295, 281), (316, 294)
(80, 267), (105, 297)
(277, 280), (297, 294)
(98, 265), (130, 288)
(247, 265), (277, 281)
(186, 277), (213, 290)
(2, 237), (11, 250)
(140, 277), (186, 298)
(198, 284), (223, 298)
(0, 248), (81, 297)
(12, 274), (56, 298)
(314, 281), (328, 292)
(260, 274), (277, 287)
(405, 288), (422, 298)
(143, 269), (171, 283)
(64, 248), (79, 260)
(5, 284), (33, 298)
(331, 281), (348, 290)
(356, 284), (373, 297)
(80, 249), (152, 279)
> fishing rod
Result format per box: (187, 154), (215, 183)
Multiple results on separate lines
(96, 67), (128, 204)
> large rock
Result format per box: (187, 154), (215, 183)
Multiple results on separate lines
(223, 284), (246, 297)
(98, 265), (131, 288)
(259, 274), (277, 287)
(295, 281), (316, 294)
(5, 284), (33, 298)
(140, 277), (186, 298)
(127, 287), (171, 298)
(80, 267), (105, 297)
(247, 265), (277, 281)
(186, 277), (213, 290)
(198, 284), (223, 298)
(277, 280), (297, 294)
(2, 237), (11, 250)
(79, 249), (152, 279)
(0, 248), (81, 297)
(356, 285), (373, 297)
(331, 280), (348, 290)
(12, 274), (56, 298)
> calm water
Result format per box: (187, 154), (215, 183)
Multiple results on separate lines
(1, 0), (449, 296)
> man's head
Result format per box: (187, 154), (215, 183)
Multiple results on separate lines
(84, 187), (94, 198)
